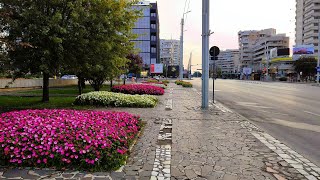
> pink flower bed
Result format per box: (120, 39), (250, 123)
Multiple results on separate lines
(0, 109), (141, 170)
(111, 84), (164, 95)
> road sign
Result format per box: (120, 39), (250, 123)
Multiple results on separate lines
(317, 66), (320, 72)
(209, 46), (220, 57)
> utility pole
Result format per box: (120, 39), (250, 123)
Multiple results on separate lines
(179, 19), (184, 80)
(202, 0), (210, 109)
(188, 52), (192, 80)
(265, 40), (269, 81)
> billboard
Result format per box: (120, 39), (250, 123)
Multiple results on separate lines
(277, 48), (290, 56)
(242, 67), (252, 75)
(150, 64), (163, 74)
(293, 45), (314, 55)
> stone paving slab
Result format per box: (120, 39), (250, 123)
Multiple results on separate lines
(169, 84), (309, 180)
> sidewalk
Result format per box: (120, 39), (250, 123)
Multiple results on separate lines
(0, 82), (319, 179)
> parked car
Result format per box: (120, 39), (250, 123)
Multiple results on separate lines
(61, 75), (78, 79)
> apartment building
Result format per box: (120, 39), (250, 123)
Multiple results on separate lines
(295, 0), (320, 56)
(214, 49), (240, 75)
(238, 28), (289, 72)
(160, 39), (180, 66)
(132, 1), (160, 66)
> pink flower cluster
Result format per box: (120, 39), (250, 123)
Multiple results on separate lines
(0, 109), (140, 170)
(112, 84), (164, 95)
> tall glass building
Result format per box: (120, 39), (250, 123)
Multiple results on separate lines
(132, 1), (160, 66)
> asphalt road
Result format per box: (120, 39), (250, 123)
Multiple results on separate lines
(192, 78), (320, 166)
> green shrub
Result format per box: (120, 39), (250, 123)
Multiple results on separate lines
(147, 79), (158, 83)
(162, 80), (169, 85)
(74, 91), (158, 108)
(279, 77), (288, 81)
(175, 80), (192, 87)
(182, 82), (193, 88)
(175, 80), (183, 85)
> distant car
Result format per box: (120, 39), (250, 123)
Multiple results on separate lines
(61, 75), (78, 79)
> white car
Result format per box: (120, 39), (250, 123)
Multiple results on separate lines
(61, 75), (78, 79)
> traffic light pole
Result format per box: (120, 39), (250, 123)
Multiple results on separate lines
(212, 63), (215, 103)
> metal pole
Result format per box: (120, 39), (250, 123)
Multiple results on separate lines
(266, 41), (269, 81)
(317, 22), (320, 84)
(202, 0), (209, 109)
(212, 62), (215, 103)
(179, 19), (184, 80)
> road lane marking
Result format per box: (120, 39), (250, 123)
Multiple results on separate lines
(272, 118), (320, 133)
(304, 111), (320, 117)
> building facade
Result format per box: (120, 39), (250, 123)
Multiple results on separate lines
(238, 28), (289, 72)
(132, 1), (160, 66)
(214, 49), (240, 75)
(160, 39), (180, 66)
(295, 0), (320, 56)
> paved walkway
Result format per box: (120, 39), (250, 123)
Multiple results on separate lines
(1, 82), (319, 179)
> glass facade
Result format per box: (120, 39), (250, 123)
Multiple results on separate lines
(134, 41), (150, 53)
(132, 3), (159, 66)
(135, 17), (151, 29)
(132, 29), (150, 41)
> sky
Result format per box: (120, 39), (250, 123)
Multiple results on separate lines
(152, 0), (296, 72)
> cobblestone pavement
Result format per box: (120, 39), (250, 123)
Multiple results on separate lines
(1, 82), (319, 180)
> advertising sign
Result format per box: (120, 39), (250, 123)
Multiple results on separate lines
(270, 48), (278, 59)
(293, 45), (314, 55)
(150, 64), (163, 74)
(242, 67), (252, 75)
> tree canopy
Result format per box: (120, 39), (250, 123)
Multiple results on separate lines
(0, 0), (141, 99)
(294, 56), (317, 78)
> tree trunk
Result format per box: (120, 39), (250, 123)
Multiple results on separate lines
(110, 80), (113, 87)
(77, 79), (83, 95)
(93, 81), (100, 91)
(123, 78), (126, 85)
(81, 79), (86, 89)
(42, 72), (50, 102)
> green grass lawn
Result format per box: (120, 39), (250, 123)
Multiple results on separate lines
(0, 85), (111, 113)
(0, 96), (95, 113)
(17, 85), (111, 95)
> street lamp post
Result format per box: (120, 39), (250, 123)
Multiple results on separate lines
(201, 0), (210, 109)
(179, 11), (191, 81)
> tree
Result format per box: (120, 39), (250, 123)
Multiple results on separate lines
(294, 57), (317, 81)
(63, 0), (140, 92)
(193, 71), (202, 77)
(127, 53), (143, 76)
(0, 0), (141, 96)
(0, 0), (78, 102)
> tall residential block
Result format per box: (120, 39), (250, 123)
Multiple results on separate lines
(132, 1), (160, 66)
(238, 28), (289, 72)
(295, 0), (320, 55)
(160, 39), (180, 66)
(215, 49), (240, 75)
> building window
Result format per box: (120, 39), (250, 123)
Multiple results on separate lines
(151, 13), (157, 17)
(151, 47), (157, 53)
(151, 24), (156, 29)
(151, 36), (156, 41)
